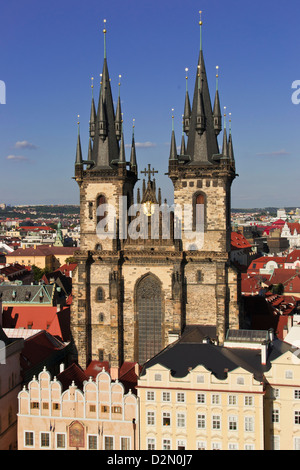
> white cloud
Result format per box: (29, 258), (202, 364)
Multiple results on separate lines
(125, 141), (156, 149)
(6, 154), (30, 161)
(256, 149), (290, 157)
(14, 140), (37, 150)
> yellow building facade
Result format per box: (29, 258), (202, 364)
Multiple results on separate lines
(137, 361), (264, 450)
(264, 348), (300, 450)
(137, 328), (300, 451)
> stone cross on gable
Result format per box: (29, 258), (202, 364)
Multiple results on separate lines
(141, 164), (158, 182)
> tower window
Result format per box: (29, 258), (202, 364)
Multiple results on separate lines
(193, 192), (205, 230)
(196, 270), (203, 283)
(89, 202), (93, 219)
(98, 349), (104, 361)
(96, 195), (107, 224)
(99, 313), (104, 323)
(96, 287), (104, 302)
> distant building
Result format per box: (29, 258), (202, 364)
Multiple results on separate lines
(6, 245), (76, 270)
(281, 222), (300, 249)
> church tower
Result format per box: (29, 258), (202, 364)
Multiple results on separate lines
(72, 21), (138, 368)
(71, 14), (241, 370)
(168, 12), (240, 343)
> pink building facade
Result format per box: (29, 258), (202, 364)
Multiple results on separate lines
(0, 327), (24, 450)
(17, 367), (139, 450)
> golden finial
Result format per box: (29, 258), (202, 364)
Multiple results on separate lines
(91, 76), (94, 88)
(199, 10), (202, 25)
(216, 66), (219, 90)
(199, 11), (203, 51)
(103, 19), (107, 58)
(77, 114), (80, 125)
(100, 73), (102, 85)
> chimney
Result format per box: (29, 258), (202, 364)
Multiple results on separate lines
(60, 363), (65, 373)
(261, 341), (268, 365)
(134, 363), (140, 377)
(268, 328), (274, 342)
(110, 366), (119, 381)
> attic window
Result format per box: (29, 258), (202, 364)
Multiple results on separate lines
(27, 322), (33, 329)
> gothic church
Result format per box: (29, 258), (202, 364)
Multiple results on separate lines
(71, 17), (241, 369)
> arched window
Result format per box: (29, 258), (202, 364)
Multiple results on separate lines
(136, 274), (163, 364)
(96, 195), (107, 225)
(96, 287), (104, 302)
(193, 192), (205, 230)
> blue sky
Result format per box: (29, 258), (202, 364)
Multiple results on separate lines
(0, 0), (299, 208)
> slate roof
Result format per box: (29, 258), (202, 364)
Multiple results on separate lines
(0, 284), (54, 304)
(140, 326), (292, 383)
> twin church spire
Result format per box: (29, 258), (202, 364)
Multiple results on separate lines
(75, 14), (235, 179)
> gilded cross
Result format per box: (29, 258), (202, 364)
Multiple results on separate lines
(141, 164), (158, 182)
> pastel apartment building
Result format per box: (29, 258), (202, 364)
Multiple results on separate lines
(17, 365), (139, 450)
(137, 326), (300, 450)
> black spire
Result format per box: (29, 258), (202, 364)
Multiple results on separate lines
(75, 116), (83, 166)
(228, 113), (235, 169)
(91, 21), (119, 169)
(89, 77), (96, 139)
(169, 111), (178, 161)
(213, 66), (222, 135)
(115, 75), (122, 141)
(183, 68), (191, 134)
(222, 108), (228, 158)
(130, 119), (137, 173)
(185, 15), (219, 165)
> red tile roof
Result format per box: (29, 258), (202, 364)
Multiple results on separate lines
(84, 360), (140, 393)
(286, 250), (300, 263)
(2, 305), (71, 342)
(247, 256), (286, 273)
(57, 363), (89, 391)
(287, 222), (300, 234)
(55, 263), (77, 277)
(20, 330), (66, 371)
(231, 232), (252, 251)
(6, 245), (76, 258)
